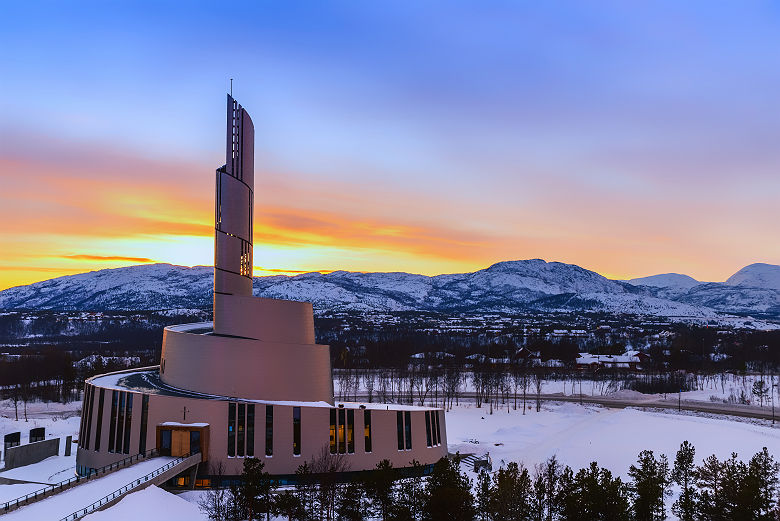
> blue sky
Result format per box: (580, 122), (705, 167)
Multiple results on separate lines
(1, 1), (779, 288)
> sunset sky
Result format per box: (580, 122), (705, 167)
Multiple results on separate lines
(1, 1), (779, 291)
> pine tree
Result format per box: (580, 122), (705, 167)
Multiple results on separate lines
(671, 441), (698, 521)
(422, 457), (475, 521)
(336, 479), (367, 521)
(488, 462), (533, 520)
(475, 470), (492, 521)
(628, 450), (670, 521)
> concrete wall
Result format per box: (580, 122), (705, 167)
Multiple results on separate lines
(5, 438), (59, 470)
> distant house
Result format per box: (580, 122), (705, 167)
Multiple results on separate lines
(576, 350), (650, 371)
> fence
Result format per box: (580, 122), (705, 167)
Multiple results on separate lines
(58, 451), (200, 521)
(1, 448), (158, 513)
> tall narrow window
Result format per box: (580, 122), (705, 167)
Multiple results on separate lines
(115, 392), (125, 454)
(123, 393), (133, 454)
(246, 404), (255, 457)
(329, 409), (337, 454)
(78, 384), (88, 448)
(425, 411), (432, 447)
(404, 411), (412, 450)
(364, 410), (372, 453)
(94, 389), (105, 452)
(347, 409), (355, 454)
(237, 403), (246, 457)
(138, 394), (149, 454)
(108, 391), (118, 453)
(436, 411), (441, 445)
(293, 407), (301, 456)
(338, 408), (346, 454)
(265, 405), (273, 457)
(84, 385), (94, 449)
(228, 402), (236, 457)
(397, 411), (404, 451)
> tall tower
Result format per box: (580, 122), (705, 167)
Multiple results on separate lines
(214, 94), (254, 300)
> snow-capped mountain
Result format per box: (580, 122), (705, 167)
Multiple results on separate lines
(1, 260), (778, 323)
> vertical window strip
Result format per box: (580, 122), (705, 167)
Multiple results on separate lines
(108, 391), (118, 453)
(115, 392), (125, 454)
(347, 409), (355, 454)
(237, 403), (246, 457)
(247, 404), (255, 457)
(123, 394), (133, 454)
(78, 384), (88, 448)
(338, 409), (346, 454)
(139, 394), (149, 454)
(84, 385), (94, 449)
(293, 407), (301, 456)
(329, 409), (337, 454)
(94, 388), (105, 452)
(435, 411), (442, 446)
(425, 411), (432, 447)
(265, 405), (273, 457)
(228, 403), (236, 457)
(405, 411), (412, 450)
(396, 411), (404, 451)
(364, 410), (372, 453)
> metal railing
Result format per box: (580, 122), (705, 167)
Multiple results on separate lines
(1, 448), (158, 514)
(58, 451), (200, 521)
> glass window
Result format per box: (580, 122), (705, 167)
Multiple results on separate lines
(397, 411), (404, 451)
(329, 409), (337, 454)
(139, 394), (149, 454)
(425, 411), (432, 447)
(190, 430), (201, 454)
(94, 389), (105, 452)
(237, 403), (245, 457)
(265, 405), (273, 457)
(404, 411), (412, 450)
(108, 391), (118, 453)
(115, 392), (125, 454)
(160, 430), (171, 456)
(293, 407), (301, 456)
(228, 402), (236, 457)
(123, 393), (133, 454)
(78, 384), (88, 448)
(364, 410), (372, 453)
(435, 411), (442, 446)
(247, 404), (255, 457)
(347, 409), (355, 454)
(338, 408), (346, 454)
(84, 386), (94, 449)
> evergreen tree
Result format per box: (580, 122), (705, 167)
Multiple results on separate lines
(423, 457), (475, 521)
(475, 470), (492, 521)
(696, 454), (725, 520)
(558, 462), (631, 521)
(671, 441), (698, 521)
(364, 459), (397, 521)
(628, 450), (670, 521)
(235, 458), (273, 520)
(488, 462), (533, 520)
(337, 479), (367, 521)
(747, 447), (780, 519)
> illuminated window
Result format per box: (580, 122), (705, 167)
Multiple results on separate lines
(338, 409), (346, 454)
(329, 409), (337, 454)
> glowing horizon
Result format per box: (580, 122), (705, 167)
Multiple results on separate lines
(1, 2), (779, 292)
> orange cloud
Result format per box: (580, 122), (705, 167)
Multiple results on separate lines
(61, 254), (156, 263)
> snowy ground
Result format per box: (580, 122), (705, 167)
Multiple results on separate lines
(82, 485), (208, 521)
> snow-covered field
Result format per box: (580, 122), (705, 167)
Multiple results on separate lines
(4, 397), (780, 519)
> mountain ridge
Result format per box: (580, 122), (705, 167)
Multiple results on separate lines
(1, 260), (778, 326)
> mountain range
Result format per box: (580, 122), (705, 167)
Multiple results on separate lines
(1, 260), (778, 327)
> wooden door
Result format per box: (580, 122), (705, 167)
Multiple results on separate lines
(172, 430), (188, 457)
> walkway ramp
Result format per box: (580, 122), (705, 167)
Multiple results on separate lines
(2, 453), (200, 521)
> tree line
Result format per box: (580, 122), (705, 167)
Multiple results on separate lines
(198, 442), (780, 521)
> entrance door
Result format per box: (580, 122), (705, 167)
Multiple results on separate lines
(171, 430), (189, 457)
